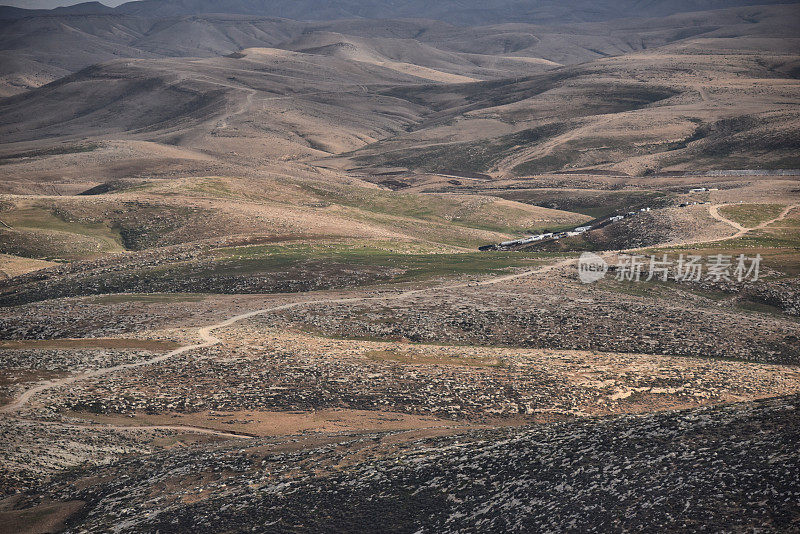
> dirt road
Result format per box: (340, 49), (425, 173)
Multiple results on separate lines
(0, 258), (575, 415)
(1, 204), (795, 417)
(625, 203), (799, 251)
(710, 203), (798, 237)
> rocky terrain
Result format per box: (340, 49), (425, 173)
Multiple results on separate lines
(1, 1), (799, 532)
(257, 270), (800, 364)
(3, 395), (798, 532)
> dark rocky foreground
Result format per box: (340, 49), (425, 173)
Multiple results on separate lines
(20, 395), (800, 533)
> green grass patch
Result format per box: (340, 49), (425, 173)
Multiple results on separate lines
(210, 240), (563, 281)
(494, 189), (667, 219)
(300, 184), (584, 238)
(0, 143), (100, 164)
(191, 177), (234, 198)
(719, 204), (786, 228)
(643, 226), (800, 276)
(0, 204), (124, 259)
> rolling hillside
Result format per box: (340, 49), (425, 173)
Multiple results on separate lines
(2, 3), (799, 94)
(1, 3), (800, 533)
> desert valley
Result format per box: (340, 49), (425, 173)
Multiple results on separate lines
(0, 0), (799, 532)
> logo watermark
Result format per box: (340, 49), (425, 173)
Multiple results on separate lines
(578, 253), (761, 284)
(578, 252), (609, 284)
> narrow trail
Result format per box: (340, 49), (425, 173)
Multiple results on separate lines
(2, 204), (795, 416)
(622, 203), (799, 253)
(688, 203), (798, 245)
(709, 203), (799, 235)
(708, 204), (748, 236)
(0, 259), (574, 414)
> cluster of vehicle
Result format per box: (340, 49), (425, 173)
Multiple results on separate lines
(481, 207), (653, 251)
(478, 207), (651, 251)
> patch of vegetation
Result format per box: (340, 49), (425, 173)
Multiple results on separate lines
(510, 132), (678, 176)
(0, 204), (124, 259)
(0, 143), (100, 164)
(300, 183), (583, 238)
(646, 226), (800, 276)
(511, 150), (578, 176)
(735, 299), (791, 317)
(109, 204), (200, 250)
(191, 177), (235, 198)
(0, 200), (206, 259)
(211, 241), (560, 282)
(719, 204), (786, 228)
(4, 205), (112, 235)
(664, 115), (800, 170)
(0, 239), (571, 306)
(355, 123), (568, 174)
(494, 189), (668, 218)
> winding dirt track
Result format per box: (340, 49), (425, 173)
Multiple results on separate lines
(0, 258), (575, 416)
(709, 203), (798, 236)
(2, 203), (796, 423)
(708, 204), (747, 236)
(625, 203), (799, 251)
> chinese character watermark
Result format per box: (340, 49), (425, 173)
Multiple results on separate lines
(578, 253), (761, 284)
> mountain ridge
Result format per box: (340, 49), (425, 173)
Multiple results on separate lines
(2, 0), (799, 24)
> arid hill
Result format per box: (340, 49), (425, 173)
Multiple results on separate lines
(2, 4), (799, 95)
(2, 6), (797, 180)
(1, 2), (799, 533)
